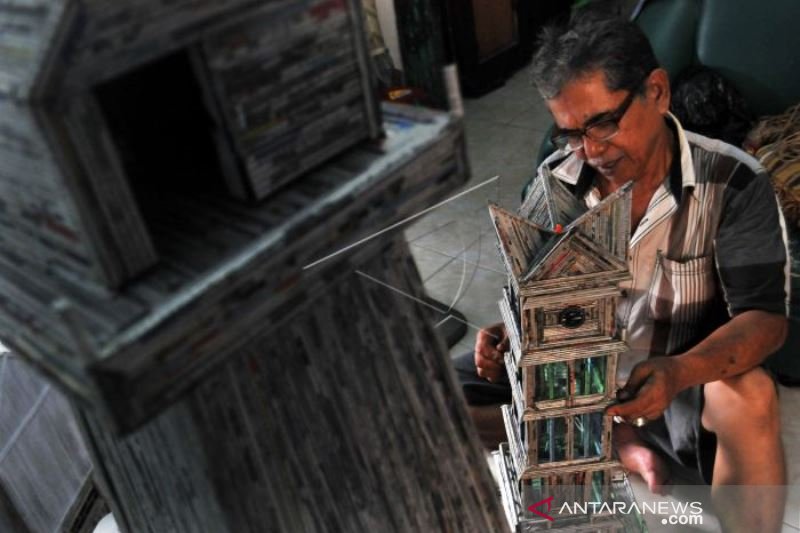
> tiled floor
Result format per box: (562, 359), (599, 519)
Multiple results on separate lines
(406, 65), (800, 531)
(404, 66), (552, 357)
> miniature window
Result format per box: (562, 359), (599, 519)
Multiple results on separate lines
(574, 356), (607, 396)
(534, 356), (607, 405)
(521, 471), (610, 513)
(572, 412), (604, 459)
(591, 470), (606, 500)
(537, 413), (604, 464)
(537, 417), (567, 463)
(534, 362), (569, 401)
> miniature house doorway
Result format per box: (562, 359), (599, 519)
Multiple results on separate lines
(94, 49), (235, 240)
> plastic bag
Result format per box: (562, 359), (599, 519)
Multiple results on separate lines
(670, 66), (753, 147)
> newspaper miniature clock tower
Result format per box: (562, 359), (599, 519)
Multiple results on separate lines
(491, 171), (646, 532)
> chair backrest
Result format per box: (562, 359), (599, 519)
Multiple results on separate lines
(695, 0), (800, 116)
(638, 0), (800, 116)
(635, 0), (701, 80)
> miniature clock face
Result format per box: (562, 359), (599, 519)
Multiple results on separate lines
(558, 306), (586, 329)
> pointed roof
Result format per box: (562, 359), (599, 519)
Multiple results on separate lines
(563, 182), (632, 263)
(490, 181), (633, 284)
(488, 204), (556, 280)
(522, 231), (626, 282)
(519, 165), (585, 228)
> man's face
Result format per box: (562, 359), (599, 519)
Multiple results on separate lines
(546, 69), (670, 185)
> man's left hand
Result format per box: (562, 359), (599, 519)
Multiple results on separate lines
(606, 357), (683, 423)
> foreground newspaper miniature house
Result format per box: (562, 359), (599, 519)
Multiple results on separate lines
(491, 174), (646, 532)
(0, 2), (509, 531)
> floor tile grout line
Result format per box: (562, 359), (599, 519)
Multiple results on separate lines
(442, 231), (485, 312)
(405, 199), (496, 242)
(354, 270), (494, 337)
(405, 218), (459, 243)
(412, 241), (505, 276)
(304, 176), (499, 270)
(407, 210), (495, 244)
(420, 234), (483, 283)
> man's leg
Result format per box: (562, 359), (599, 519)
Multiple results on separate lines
(467, 404), (506, 449)
(702, 367), (786, 533)
(452, 352), (511, 449)
(612, 423), (670, 495)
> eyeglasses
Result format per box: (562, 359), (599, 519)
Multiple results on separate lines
(550, 86), (641, 152)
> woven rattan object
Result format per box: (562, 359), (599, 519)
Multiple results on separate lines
(750, 103), (800, 227)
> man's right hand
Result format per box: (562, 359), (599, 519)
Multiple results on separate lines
(474, 322), (509, 382)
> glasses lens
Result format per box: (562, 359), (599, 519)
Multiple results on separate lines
(552, 133), (584, 150)
(585, 120), (619, 142)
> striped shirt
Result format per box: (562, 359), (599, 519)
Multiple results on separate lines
(538, 113), (790, 385)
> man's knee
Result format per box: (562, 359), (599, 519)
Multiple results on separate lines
(702, 367), (779, 433)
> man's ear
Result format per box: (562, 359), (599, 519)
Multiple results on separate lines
(646, 68), (671, 114)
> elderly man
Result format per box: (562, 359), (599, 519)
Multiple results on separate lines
(455, 11), (789, 533)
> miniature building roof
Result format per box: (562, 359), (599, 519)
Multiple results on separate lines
(518, 165), (585, 228)
(1, 1), (303, 98)
(0, 0), (380, 289)
(490, 182), (633, 284)
(488, 206), (556, 281)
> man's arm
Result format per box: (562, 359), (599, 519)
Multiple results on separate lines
(607, 309), (787, 421)
(610, 163), (789, 421)
(674, 310), (787, 386)
(474, 322), (508, 383)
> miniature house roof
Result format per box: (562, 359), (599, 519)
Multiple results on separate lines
(0, 0), (378, 289)
(518, 165), (585, 229)
(1, 1), (275, 99)
(490, 182), (633, 284)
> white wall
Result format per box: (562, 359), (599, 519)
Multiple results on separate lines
(375, 0), (403, 70)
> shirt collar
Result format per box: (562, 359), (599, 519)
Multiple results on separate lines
(547, 112), (696, 203)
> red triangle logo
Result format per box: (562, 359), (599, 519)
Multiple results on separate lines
(528, 496), (555, 521)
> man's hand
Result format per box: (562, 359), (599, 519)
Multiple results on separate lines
(606, 357), (682, 423)
(474, 323), (509, 383)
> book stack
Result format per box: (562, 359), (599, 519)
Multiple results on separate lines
(0, 0), (381, 288)
(490, 172), (646, 532)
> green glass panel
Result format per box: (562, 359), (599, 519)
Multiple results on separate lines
(574, 356), (607, 396)
(591, 470), (605, 502)
(522, 477), (544, 501)
(572, 412), (604, 460)
(537, 417), (567, 463)
(534, 362), (569, 401)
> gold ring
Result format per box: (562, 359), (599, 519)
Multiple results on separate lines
(632, 416), (647, 427)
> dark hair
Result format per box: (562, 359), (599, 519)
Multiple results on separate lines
(530, 9), (659, 99)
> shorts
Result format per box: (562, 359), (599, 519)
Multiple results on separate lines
(453, 351), (718, 484)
